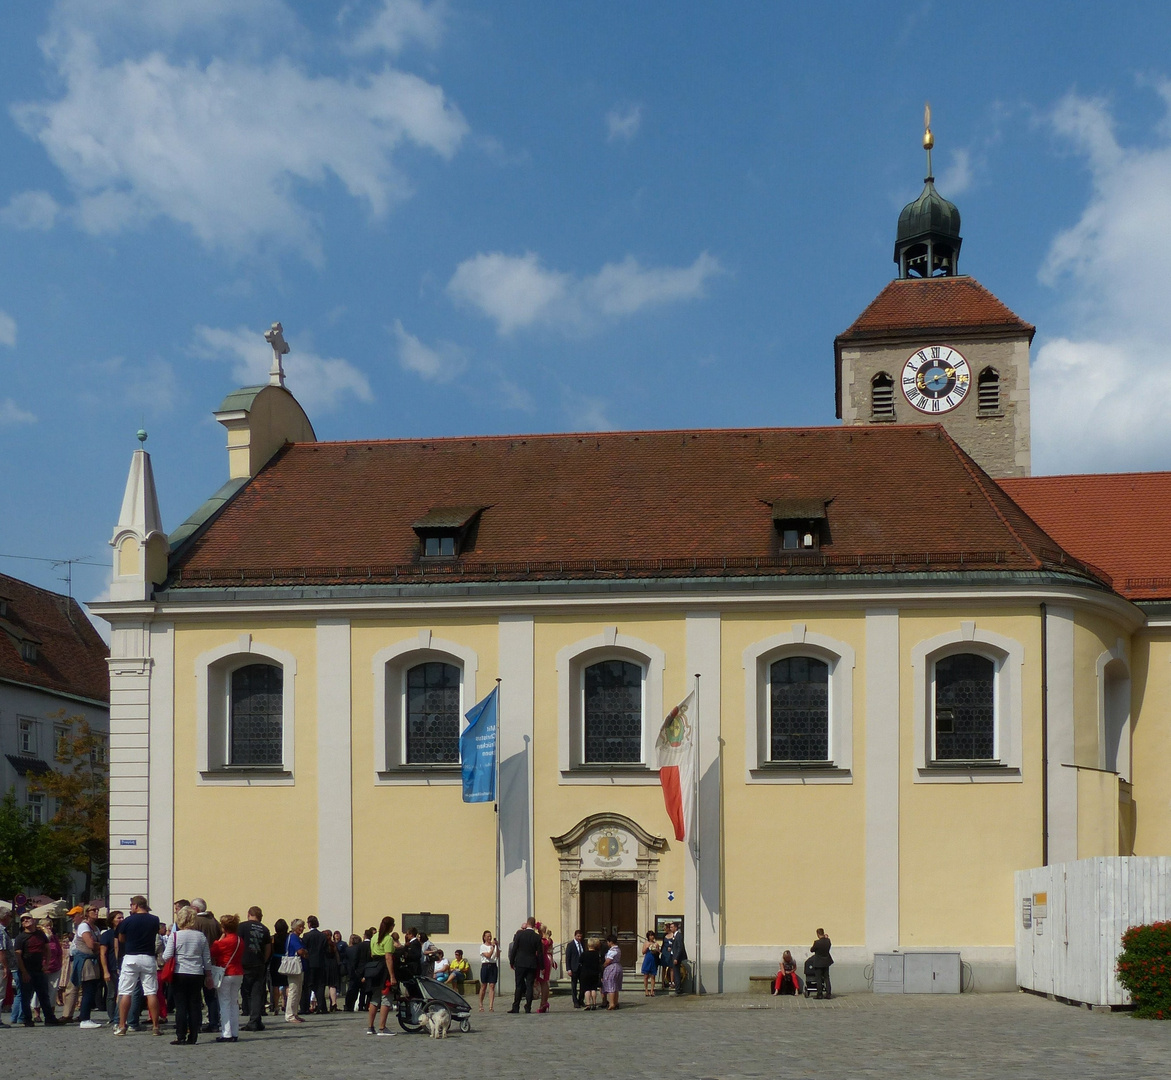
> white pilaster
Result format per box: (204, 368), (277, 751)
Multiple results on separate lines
(685, 611), (721, 992)
(107, 621), (155, 910)
(146, 622), (173, 915)
(498, 614), (534, 980)
(864, 608), (900, 953)
(1045, 606), (1078, 863)
(317, 619), (353, 931)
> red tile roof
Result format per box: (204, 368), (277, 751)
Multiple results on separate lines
(0, 573), (109, 704)
(833, 277), (1035, 418)
(167, 425), (1105, 591)
(1000, 472), (1171, 601)
(836, 277), (1034, 342)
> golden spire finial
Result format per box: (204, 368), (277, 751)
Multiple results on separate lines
(923, 101), (934, 180)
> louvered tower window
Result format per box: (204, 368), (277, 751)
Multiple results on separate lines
(871, 372), (895, 420)
(978, 367), (1000, 414)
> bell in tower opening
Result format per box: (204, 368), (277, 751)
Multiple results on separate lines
(895, 105), (962, 278)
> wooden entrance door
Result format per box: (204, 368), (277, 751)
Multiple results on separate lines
(580, 880), (639, 968)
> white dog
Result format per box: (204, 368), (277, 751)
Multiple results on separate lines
(422, 1005), (452, 1039)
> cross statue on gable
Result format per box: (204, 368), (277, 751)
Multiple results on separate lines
(264, 321), (290, 387)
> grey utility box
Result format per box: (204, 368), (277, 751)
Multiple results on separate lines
(873, 952), (961, 994)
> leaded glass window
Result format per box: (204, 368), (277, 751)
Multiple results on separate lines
(406, 662), (461, 764)
(769, 656), (829, 761)
(230, 663), (283, 766)
(933, 653), (995, 761)
(583, 660), (643, 763)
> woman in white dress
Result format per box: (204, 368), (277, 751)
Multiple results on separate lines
(478, 931), (499, 1012)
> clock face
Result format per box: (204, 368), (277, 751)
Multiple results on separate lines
(901, 345), (971, 413)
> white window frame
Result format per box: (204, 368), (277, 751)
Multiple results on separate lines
(1096, 639), (1131, 781)
(195, 636), (297, 786)
(18, 717), (37, 756)
(912, 623), (1023, 783)
(26, 790), (45, 824)
(743, 624), (854, 784)
(371, 632), (478, 785)
(557, 629), (664, 784)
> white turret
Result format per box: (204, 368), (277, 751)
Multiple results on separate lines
(109, 430), (169, 601)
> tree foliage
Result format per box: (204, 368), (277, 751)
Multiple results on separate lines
(29, 710), (110, 899)
(0, 788), (73, 898)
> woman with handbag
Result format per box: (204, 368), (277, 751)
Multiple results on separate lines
(269, 919), (289, 1017)
(210, 914), (245, 1042)
(282, 919), (308, 1023)
(161, 906), (212, 1045)
(364, 916), (397, 1036)
(74, 904), (104, 1029)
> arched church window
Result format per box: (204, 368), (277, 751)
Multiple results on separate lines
(871, 372), (895, 420)
(406, 661), (461, 764)
(978, 367), (1000, 414)
(583, 660), (644, 763)
(230, 663), (284, 766)
(933, 653), (995, 761)
(769, 656), (829, 762)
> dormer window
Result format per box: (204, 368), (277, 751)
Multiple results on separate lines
(424, 535), (456, 557)
(0, 596), (8, 617)
(412, 506), (485, 560)
(772, 498), (828, 551)
(20, 640), (37, 663)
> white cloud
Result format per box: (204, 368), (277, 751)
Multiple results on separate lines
(98, 354), (179, 411)
(938, 148), (972, 195)
(606, 103), (642, 143)
(1033, 87), (1171, 472)
(447, 250), (722, 335)
(448, 252), (569, 335)
(392, 318), (466, 382)
(0, 310), (16, 347)
(0, 399), (37, 425)
(348, 0), (446, 54)
(12, 17), (468, 261)
(0, 190), (61, 231)
(193, 324), (373, 412)
(565, 392), (613, 432)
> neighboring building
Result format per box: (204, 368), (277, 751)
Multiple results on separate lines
(91, 146), (1171, 994)
(0, 572), (109, 827)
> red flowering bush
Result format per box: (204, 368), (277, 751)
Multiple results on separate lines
(1117, 921), (1171, 1019)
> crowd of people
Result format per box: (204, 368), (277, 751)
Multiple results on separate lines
(2, 896), (836, 1039)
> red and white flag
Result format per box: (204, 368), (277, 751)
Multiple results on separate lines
(655, 691), (695, 842)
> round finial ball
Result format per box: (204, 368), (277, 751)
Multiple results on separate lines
(923, 130), (934, 150)
(137, 428), (148, 443)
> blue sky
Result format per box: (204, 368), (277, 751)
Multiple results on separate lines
(3, 0), (1171, 609)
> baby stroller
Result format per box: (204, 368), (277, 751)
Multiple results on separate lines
(395, 976), (473, 1034)
(802, 958), (828, 999)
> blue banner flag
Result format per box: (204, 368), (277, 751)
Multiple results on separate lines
(460, 685), (498, 803)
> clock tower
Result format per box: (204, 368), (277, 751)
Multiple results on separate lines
(834, 108), (1033, 479)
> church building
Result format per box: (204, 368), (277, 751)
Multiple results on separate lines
(92, 128), (1171, 993)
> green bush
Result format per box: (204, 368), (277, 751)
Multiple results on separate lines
(1117, 922), (1171, 1019)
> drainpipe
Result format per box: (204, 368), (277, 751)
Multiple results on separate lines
(1041, 603), (1049, 866)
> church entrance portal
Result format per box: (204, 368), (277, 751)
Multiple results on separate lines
(551, 812), (668, 975)
(580, 879), (639, 968)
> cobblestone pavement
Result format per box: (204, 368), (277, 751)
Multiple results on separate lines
(6, 991), (1171, 1080)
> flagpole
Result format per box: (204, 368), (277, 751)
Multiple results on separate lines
(494, 677), (502, 961)
(693, 671), (701, 995)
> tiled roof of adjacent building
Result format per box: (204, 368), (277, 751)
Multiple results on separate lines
(0, 572), (109, 704)
(166, 424), (1106, 591)
(1000, 472), (1171, 602)
(836, 277), (1035, 343)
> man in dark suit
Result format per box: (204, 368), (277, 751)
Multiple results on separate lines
(563, 929), (585, 1008)
(808, 928), (833, 999)
(668, 923), (688, 993)
(302, 916), (329, 1014)
(507, 917), (543, 1013)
